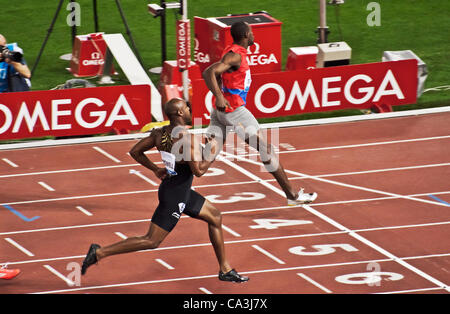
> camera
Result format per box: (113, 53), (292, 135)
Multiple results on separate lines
(0, 45), (23, 62)
(148, 3), (164, 17)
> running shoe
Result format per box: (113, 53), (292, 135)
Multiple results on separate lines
(288, 188), (318, 206)
(81, 243), (101, 275)
(219, 269), (249, 283)
(0, 264), (21, 280)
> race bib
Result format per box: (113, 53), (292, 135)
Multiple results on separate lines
(160, 151), (177, 176)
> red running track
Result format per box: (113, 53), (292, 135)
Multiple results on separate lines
(0, 111), (449, 294)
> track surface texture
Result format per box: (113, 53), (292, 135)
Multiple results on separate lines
(1, 111), (449, 294)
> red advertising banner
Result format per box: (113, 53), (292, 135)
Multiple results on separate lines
(176, 20), (191, 70)
(0, 84), (151, 140)
(191, 60), (418, 123)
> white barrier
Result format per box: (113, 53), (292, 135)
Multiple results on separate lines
(102, 33), (163, 122)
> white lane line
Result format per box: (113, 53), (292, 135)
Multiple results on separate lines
(244, 135), (450, 157)
(155, 258), (175, 270)
(144, 150), (160, 155)
(222, 150), (449, 208)
(43, 265), (75, 287)
(2, 194), (450, 238)
(75, 206), (92, 216)
(93, 146), (121, 163)
(0, 218), (153, 237)
(222, 224), (241, 237)
(344, 222), (450, 292)
(251, 245), (285, 264)
(4, 237), (34, 256)
(199, 287), (213, 294)
(0, 163), (139, 179)
(375, 287), (446, 294)
(115, 232), (127, 239)
(30, 257), (392, 294)
(6, 235), (450, 269)
(403, 252), (450, 261)
(220, 151), (450, 292)
(0, 134), (447, 179)
(356, 221), (450, 233)
(0, 180), (257, 207)
(295, 170), (449, 208)
(2, 158), (18, 168)
(303, 205), (450, 292)
(315, 163), (450, 179)
(22, 253), (450, 294)
(129, 169), (158, 186)
(38, 181), (55, 192)
(1, 188), (159, 207)
(217, 154), (285, 198)
(0, 160), (446, 181)
(297, 273), (332, 293)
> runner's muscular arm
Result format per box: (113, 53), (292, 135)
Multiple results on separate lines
(187, 134), (219, 177)
(129, 131), (167, 180)
(202, 51), (242, 111)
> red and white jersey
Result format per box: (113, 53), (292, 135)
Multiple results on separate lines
(220, 44), (252, 112)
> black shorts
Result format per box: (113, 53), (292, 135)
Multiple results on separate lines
(151, 163), (205, 232)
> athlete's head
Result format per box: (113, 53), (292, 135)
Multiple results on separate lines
(164, 98), (192, 125)
(230, 21), (254, 46)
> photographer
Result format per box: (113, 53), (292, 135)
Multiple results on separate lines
(0, 34), (31, 93)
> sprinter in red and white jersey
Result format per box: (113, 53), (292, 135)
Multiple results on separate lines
(202, 21), (317, 206)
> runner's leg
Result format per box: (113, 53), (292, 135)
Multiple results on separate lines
(229, 107), (298, 200)
(207, 108), (228, 147)
(246, 131), (298, 200)
(194, 200), (232, 273)
(95, 222), (170, 260)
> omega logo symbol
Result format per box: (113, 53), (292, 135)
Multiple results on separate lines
(91, 52), (101, 60)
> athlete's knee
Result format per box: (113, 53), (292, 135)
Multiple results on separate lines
(248, 134), (273, 158)
(262, 142), (276, 158)
(261, 145), (279, 172)
(213, 209), (222, 228)
(141, 236), (162, 250)
(206, 202), (222, 227)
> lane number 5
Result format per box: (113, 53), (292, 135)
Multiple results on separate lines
(289, 244), (359, 256)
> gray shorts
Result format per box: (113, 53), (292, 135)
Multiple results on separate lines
(207, 106), (260, 141)
(207, 106), (278, 171)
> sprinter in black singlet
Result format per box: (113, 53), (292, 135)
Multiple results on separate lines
(81, 98), (248, 283)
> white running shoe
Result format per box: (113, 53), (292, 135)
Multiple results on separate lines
(288, 188), (318, 206)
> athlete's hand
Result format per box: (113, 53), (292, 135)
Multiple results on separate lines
(154, 167), (167, 180)
(204, 135), (219, 161)
(215, 95), (231, 112)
